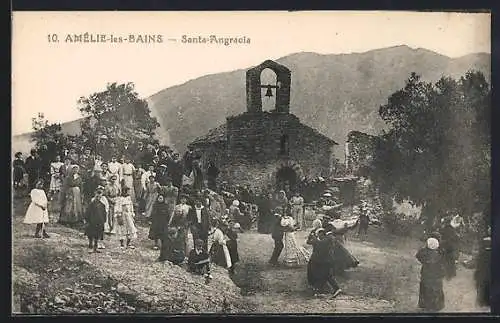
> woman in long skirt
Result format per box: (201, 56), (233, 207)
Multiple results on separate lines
(49, 155), (64, 200)
(23, 179), (50, 238)
(114, 187), (138, 249)
(280, 213), (310, 267)
(133, 164), (146, 209)
(416, 238), (445, 312)
(143, 176), (160, 218)
(58, 165), (84, 227)
(149, 193), (170, 250)
(307, 228), (341, 295)
(120, 158), (136, 202)
(290, 192), (305, 230)
(209, 219), (234, 273)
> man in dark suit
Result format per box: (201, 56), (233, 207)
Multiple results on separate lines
(121, 139), (135, 160)
(269, 207), (285, 266)
(25, 149), (41, 190)
(187, 199), (211, 252)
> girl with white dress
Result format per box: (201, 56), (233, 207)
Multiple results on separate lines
(23, 180), (50, 238)
(49, 155), (64, 200)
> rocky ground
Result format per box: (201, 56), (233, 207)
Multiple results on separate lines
(12, 197), (254, 314)
(12, 197), (489, 314)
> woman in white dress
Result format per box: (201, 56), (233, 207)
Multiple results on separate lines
(290, 192), (305, 230)
(114, 186), (138, 249)
(49, 155), (64, 200)
(23, 179), (50, 238)
(120, 158), (136, 202)
(281, 212), (311, 267)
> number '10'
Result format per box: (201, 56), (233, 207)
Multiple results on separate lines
(47, 34), (58, 42)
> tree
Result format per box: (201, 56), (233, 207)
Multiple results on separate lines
(370, 71), (491, 231)
(77, 82), (160, 148)
(31, 113), (66, 154)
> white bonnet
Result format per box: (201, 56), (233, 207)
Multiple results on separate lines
(426, 238), (439, 250)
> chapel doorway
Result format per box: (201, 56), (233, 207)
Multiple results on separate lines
(275, 166), (298, 195)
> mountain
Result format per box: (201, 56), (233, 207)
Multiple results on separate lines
(12, 45), (491, 159)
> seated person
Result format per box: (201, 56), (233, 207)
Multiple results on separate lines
(158, 227), (185, 265)
(187, 238), (213, 283)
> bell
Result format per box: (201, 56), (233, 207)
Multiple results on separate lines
(265, 86), (273, 97)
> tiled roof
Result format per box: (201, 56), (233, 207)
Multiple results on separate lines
(190, 124), (227, 146)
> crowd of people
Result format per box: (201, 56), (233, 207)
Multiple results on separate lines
(13, 138), (491, 310)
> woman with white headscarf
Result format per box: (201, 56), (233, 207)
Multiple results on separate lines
(416, 237), (445, 312)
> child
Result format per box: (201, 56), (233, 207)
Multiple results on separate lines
(23, 179), (50, 238)
(85, 188), (107, 253)
(115, 186), (138, 249)
(188, 238), (213, 284)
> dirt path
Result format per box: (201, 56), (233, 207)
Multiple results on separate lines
(232, 229), (489, 313)
(13, 197), (489, 314)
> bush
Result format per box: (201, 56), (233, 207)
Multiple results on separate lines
(382, 212), (420, 236)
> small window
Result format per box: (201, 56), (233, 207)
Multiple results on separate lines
(280, 134), (289, 155)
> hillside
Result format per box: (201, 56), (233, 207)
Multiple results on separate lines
(12, 45), (491, 158)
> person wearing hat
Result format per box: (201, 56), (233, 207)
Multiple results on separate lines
(192, 159), (204, 193)
(155, 164), (169, 186)
(268, 207), (286, 266)
(85, 188), (108, 253)
(439, 214), (462, 280)
(416, 237), (445, 312)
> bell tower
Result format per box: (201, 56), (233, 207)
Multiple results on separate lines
(245, 60), (291, 114)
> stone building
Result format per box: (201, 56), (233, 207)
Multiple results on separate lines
(189, 59), (338, 192)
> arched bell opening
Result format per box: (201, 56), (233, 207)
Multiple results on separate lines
(260, 68), (278, 112)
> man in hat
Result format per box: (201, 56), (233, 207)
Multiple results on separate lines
(187, 199), (211, 252)
(156, 164), (169, 186)
(268, 206), (285, 266)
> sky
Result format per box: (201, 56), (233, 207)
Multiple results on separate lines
(12, 11), (491, 135)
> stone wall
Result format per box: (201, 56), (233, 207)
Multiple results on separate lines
(192, 111), (335, 191)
